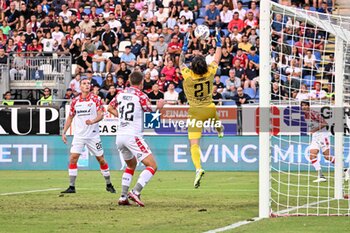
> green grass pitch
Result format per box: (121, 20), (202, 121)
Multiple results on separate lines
(0, 171), (349, 233)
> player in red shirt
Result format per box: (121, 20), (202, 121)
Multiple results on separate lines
(301, 101), (334, 183)
(61, 79), (116, 193)
(108, 72), (165, 207)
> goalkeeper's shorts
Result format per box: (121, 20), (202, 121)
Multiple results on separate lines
(187, 103), (220, 140)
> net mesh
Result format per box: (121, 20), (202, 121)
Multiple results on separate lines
(268, 2), (350, 216)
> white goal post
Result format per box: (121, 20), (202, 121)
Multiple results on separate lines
(259, 1), (350, 217)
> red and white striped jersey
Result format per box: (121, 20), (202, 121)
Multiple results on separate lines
(109, 86), (152, 136)
(304, 110), (328, 133)
(69, 93), (104, 138)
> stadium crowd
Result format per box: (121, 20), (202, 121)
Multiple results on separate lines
(0, 0), (335, 106)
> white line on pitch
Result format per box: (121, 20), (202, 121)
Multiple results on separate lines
(0, 188), (62, 196)
(203, 217), (262, 233)
(275, 198), (335, 215)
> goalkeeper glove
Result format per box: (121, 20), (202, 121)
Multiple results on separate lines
(182, 33), (190, 53)
(215, 28), (222, 48)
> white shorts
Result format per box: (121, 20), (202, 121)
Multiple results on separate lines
(70, 136), (104, 157)
(116, 135), (152, 162)
(310, 132), (331, 153)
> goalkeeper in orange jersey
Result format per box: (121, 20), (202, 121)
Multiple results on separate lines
(179, 29), (224, 188)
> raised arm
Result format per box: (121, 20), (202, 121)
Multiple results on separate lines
(214, 28), (222, 65)
(179, 32), (190, 69)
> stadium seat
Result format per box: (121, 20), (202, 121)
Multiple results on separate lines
(175, 87), (182, 93)
(222, 100), (236, 106)
(84, 8), (91, 15)
(103, 52), (113, 59)
(118, 41), (131, 53)
(303, 75), (316, 87)
(222, 29), (229, 37)
(202, 0), (211, 6)
(199, 7), (206, 18)
(281, 75), (287, 82)
(195, 18), (205, 26)
(220, 75), (229, 84)
(243, 88), (256, 99)
(96, 8), (104, 15)
(93, 75), (103, 86)
(314, 51), (322, 62)
(286, 40), (295, 46)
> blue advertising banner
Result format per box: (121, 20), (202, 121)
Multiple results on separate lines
(0, 136), (349, 171)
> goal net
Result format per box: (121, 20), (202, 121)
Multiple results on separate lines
(259, 1), (350, 217)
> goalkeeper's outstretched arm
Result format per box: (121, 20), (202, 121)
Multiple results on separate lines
(214, 29), (222, 65)
(179, 33), (190, 70)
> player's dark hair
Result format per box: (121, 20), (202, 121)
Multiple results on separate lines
(130, 71), (144, 86)
(191, 56), (208, 76)
(301, 101), (310, 107)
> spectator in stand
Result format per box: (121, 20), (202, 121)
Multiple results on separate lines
(219, 47), (233, 76)
(83, 70), (99, 90)
(92, 47), (107, 75)
(126, 2), (140, 21)
(213, 75), (225, 93)
(147, 16), (163, 34)
(5, 2), (20, 30)
(205, 1), (220, 29)
(271, 82), (287, 101)
(121, 16), (135, 41)
(148, 83), (164, 105)
(61, 88), (75, 108)
(228, 12), (244, 33)
(143, 72), (155, 93)
(244, 11), (259, 29)
(79, 15), (95, 35)
(117, 62), (131, 83)
(154, 34), (168, 57)
(144, 62), (159, 80)
(70, 38), (83, 65)
(233, 59), (246, 80)
(115, 76), (125, 92)
(100, 73), (116, 96)
(179, 4), (194, 23)
(0, 21), (11, 36)
(157, 73), (168, 92)
(69, 74), (81, 95)
(106, 49), (121, 74)
(244, 61), (259, 91)
(233, 48), (248, 69)
(167, 35), (182, 64)
(247, 46), (259, 69)
(59, 4), (72, 24)
(105, 85), (117, 104)
(161, 59), (176, 82)
(295, 84), (310, 101)
(76, 50), (92, 73)
(303, 49), (317, 77)
(206, 47), (215, 65)
(220, 4), (233, 28)
(309, 82), (327, 100)
(294, 37), (314, 56)
(10, 53), (26, 80)
(121, 46), (136, 69)
(232, 1), (246, 20)
(238, 35), (252, 54)
(232, 87), (251, 106)
(140, 5), (153, 23)
(318, 1), (331, 14)
(212, 85), (223, 105)
(67, 14), (79, 33)
(149, 48), (163, 68)
(164, 82), (179, 105)
(0, 47), (8, 64)
(154, 5), (169, 25)
(101, 24), (118, 52)
(91, 85), (105, 102)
